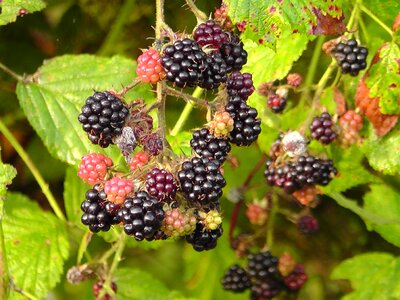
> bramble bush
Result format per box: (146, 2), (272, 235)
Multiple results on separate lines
(1, 0), (400, 299)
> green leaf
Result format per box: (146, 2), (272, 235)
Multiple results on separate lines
(0, 0), (46, 26)
(363, 124), (400, 175)
(16, 54), (153, 165)
(331, 252), (400, 300)
(364, 184), (400, 247)
(64, 166), (90, 227)
(0, 161), (16, 200)
(321, 145), (374, 193)
(3, 193), (69, 299)
(167, 132), (192, 157)
(115, 267), (188, 300)
(365, 43), (400, 114)
(225, 0), (343, 46)
(363, 0), (400, 28)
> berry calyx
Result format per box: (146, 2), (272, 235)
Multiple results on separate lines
(118, 191), (165, 241)
(297, 215), (319, 234)
(193, 20), (229, 50)
(136, 48), (166, 84)
(78, 153), (113, 185)
(221, 265), (252, 292)
(104, 176), (134, 205)
(161, 207), (196, 238)
(78, 91), (129, 148)
(145, 168), (177, 202)
(129, 151), (150, 172)
(309, 112), (337, 144)
(332, 39), (368, 76)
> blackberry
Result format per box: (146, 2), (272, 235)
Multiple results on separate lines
(193, 20), (229, 50)
(93, 281), (117, 300)
(80, 188), (119, 232)
(190, 128), (231, 165)
(178, 156), (226, 205)
(142, 132), (163, 156)
(310, 112), (337, 144)
(297, 215), (319, 234)
(117, 191), (165, 241)
(145, 168), (177, 202)
(220, 34), (248, 72)
(226, 71), (255, 100)
(247, 251), (279, 280)
(225, 96), (261, 146)
(250, 278), (283, 300)
(186, 223), (222, 251)
(221, 264), (252, 292)
(283, 264), (307, 291)
(332, 39), (368, 76)
(161, 38), (207, 88)
(78, 91), (129, 148)
(267, 93), (287, 113)
(199, 53), (228, 89)
(264, 156), (337, 193)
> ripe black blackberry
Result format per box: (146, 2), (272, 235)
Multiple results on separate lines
(297, 215), (319, 234)
(283, 264), (307, 291)
(117, 191), (165, 241)
(220, 33), (248, 73)
(199, 53), (228, 89)
(221, 264), (252, 292)
(193, 19), (229, 50)
(225, 96), (261, 146)
(332, 39), (368, 76)
(250, 278), (283, 300)
(145, 168), (177, 202)
(78, 91), (129, 148)
(267, 93), (287, 113)
(80, 188), (119, 232)
(226, 71), (255, 100)
(309, 112), (337, 144)
(247, 251), (279, 280)
(264, 156), (337, 193)
(185, 223), (222, 251)
(161, 38), (207, 88)
(190, 128), (231, 165)
(178, 156), (226, 205)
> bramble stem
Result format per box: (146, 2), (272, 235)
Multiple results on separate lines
(304, 36), (325, 93)
(98, 0), (137, 55)
(0, 120), (66, 221)
(360, 4), (393, 37)
(0, 62), (23, 82)
(266, 193), (278, 248)
(170, 87), (204, 136)
(184, 0), (207, 24)
(165, 86), (209, 107)
(14, 286), (39, 300)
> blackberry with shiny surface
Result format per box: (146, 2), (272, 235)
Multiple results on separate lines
(80, 188), (119, 233)
(193, 19), (229, 49)
(226, 71), (255, 100)
(220, 34), (248, 72)
(225, 96), (261, 146)
(78, 91), (129, 148)
(264, 156), (337, 193)
(186, 223), (222, 251)
(190, 128), (231, 165)
(250, 278), (283, 300)
(117, 191), (165, 241)
(332, 39), (368, 76)
(178, 156), (226, 204)
(247, 251), (279, 280)
(221, 264), (252, 292)
(161, 38), (207, 88)
(145, 168), (177, 202)
(310, 112), (337, 144)
(199, 53), (228, 89)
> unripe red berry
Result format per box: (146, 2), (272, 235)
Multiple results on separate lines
(136, 48), (166, 84)
(104, 176), (134, 205)
(129, 151), (150, 172)
(78, 153), (113, 185)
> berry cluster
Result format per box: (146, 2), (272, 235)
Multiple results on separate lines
(309, 112), (337, 144)
(221, 251), (307, 298)
(332, 39), (368, 76)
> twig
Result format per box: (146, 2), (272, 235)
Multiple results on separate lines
(360, 4), (393, 37)
(117, 78), (141, 97)
(165, 86), (209, 107)
(184, 0), (207, 24)
(0, 62), (23, 82)
(0, 120), (66, 221)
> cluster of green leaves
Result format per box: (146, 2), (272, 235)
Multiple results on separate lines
(0, 0), (400, 299)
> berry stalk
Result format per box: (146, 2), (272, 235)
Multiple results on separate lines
(0, 61), (23, 82)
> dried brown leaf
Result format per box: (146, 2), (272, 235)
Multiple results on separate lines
(310, 7), (346, 36)
(333, 87), (346, 116)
